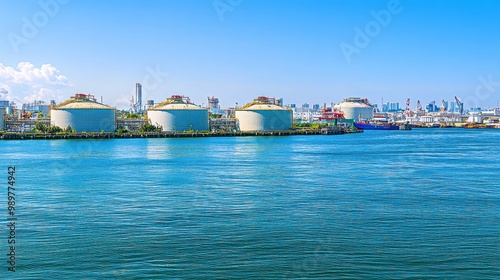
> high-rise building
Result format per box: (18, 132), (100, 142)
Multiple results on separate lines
(0, 100), (9, 108)
(146, 100), (155, 110)
(135, 83), (142, 113)
(426, 101), (438, 112)
(448, 101), (457, 112)
(383, 101), (400, 112)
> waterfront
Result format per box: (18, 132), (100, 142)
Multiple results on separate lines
(0, 126), (356, 140)
(1, 129), (499, 279)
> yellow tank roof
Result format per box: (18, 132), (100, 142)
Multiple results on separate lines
(238, 104), (290, 110)
(54, 101), (113, 109)
(152, 103), (206, 110)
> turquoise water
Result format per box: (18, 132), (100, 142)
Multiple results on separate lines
(1, 129), (499, 279)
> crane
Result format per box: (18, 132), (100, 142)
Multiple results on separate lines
(405, 98), (412, 118)
(454, 96), (464, 115)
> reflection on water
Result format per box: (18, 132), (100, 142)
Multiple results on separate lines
(2, 129), (499, 279)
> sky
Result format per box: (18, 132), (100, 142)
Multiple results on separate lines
(1, 0), (500, 110)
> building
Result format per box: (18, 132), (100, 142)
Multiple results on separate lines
(130, 83), (143, 114)
(0, 107), (5, 130)
(146, 100), (155, 110)
(22, 100), (51, 115)
(208, 96), (220, 114)
(382, 101), (400, 112)
(0, 100), (12, 115)
(426, 101), (439, 112)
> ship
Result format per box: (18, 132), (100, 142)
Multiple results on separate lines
(354, 122), (400, 130)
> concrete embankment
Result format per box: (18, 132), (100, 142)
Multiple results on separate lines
(0, 128), (360, 140)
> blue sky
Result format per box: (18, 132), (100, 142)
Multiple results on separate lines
(1, 0), (500, 110)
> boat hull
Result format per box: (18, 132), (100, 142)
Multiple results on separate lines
(354, 123), (400, 130)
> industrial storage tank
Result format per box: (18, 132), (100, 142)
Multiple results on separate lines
(51, 94), (116, 132)
(235, 96), (292, 131)
(0, 107), (5, 130)
(148, 95), (209, 132)
(334, 97), (374, 121)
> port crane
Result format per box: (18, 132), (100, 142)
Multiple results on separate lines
(454, 96), (464, 115)
(405, 98), (413, 118)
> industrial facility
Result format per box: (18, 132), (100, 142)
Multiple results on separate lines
(207, 96), (220, 114)
(50, 94), (116, 132)
(235, 96), (292, 131)
(0, 107), (5, 130)
(148, 95), (209, 132)
(2, 85), (499, 134)
(334, 97), (374, 121)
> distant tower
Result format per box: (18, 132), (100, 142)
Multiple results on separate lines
(208, 96), (219, 114)
(440, 99), (447, 112)
(405, 98), (411, 118)
(130, 95), (134, 114)
(135, 83), (142, 113)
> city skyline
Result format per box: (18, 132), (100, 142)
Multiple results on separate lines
(1, 0), (500, 110)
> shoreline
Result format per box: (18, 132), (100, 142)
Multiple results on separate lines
(0, 128), (360, 140)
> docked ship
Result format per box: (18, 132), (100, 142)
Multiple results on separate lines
(354, 115), (410, 130)
(354, 121), (400, 130)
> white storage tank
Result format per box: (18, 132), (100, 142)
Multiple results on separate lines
(419, 115), (434, 124)
(0, 107), (5, 130)
(148, 95), (209, 132)
(235, 97), (293, 131)
(334, 97), (374, 121)
(51, 94), (116, 132)
(467, 113), (482, 124)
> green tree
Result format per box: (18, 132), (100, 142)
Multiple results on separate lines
(35, 122), (48, 133)
(126, 113), (140, 119)
(48, 126), (63, 133)
(138, 123), (160, 133)
(117, 126), (128, 134)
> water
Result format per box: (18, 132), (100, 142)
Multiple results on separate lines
(1, 129), (499, 279)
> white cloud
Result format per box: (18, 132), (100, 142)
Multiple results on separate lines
(111, 96), (132, 109)
(0, 84), (12, 99)
(0, 62), (71, 104)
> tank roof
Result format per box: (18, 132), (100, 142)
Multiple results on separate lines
(338, 97), (373, 108)
(55, 102), (113, 109)
(238, 104), (290, 111)
(152, 103), (206, 110)
(238, 96), (289, 110)
(151, 95), (205, 110)
(53, 94), (113, 109)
